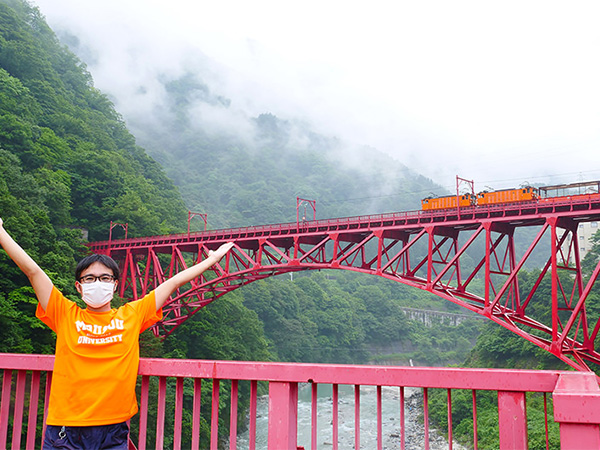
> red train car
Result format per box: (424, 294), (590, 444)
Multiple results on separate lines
(538, 181), (600, 205)
(539, 192), (600, 205)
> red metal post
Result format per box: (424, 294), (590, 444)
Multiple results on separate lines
(550, 217), (559, 348)
(174, 377), (184, 450)
(12, 370), (26, 449)
(399, 386), (405, 450)
(188, 211), (208, 235)
(311, 383), (317, 450)
(109, 221), (128, 243)
(472, 390), (478, 450)
(27, 371), (41, 449)
(268, 381), (298, 450)
(333, 384), (339, 450)
(230, 380), (238, 450)
(138, 375), (149, 450)
(483, 222), (492, 311)
(377, 385), (382, 450)
(354, 385), (360, 450)
(456, 175), (475, 215)
(497, 391), (528, 449)
(423, 387), (430, 450)
(43, 373), (52, 448)
(211, 379), (220, 450)
(249, 380), (257, 450)
(1, 370), (12, 446)
(553, 372), (600, 450)
(156, 376), (167, 449)
(544, 393), (550, 450)
(426, 227), (434, 289)
(296, 197), (316, 228)
(447, 389), (453, 450)
(192, 378), (202, 450)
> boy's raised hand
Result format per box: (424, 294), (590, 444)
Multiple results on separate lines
(208, 242), (234, 262)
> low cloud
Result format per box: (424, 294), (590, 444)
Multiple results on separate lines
(34, 0), (600, 192)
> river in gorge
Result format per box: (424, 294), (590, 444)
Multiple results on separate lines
(234, 384), (467, 449)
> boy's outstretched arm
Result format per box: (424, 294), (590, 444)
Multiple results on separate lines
(0, 217), (54, 310)
(153, 242), (234, 311)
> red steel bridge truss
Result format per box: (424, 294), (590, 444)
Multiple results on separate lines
(88, 195), (600, 371)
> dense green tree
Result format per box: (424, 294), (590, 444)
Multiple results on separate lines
(0, 1), (188, 241)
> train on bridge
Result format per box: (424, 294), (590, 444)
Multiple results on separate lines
(421, 180), (600, 211)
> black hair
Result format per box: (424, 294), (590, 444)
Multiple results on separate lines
(75, 254), (120, 281)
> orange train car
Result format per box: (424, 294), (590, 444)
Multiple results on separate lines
(421, 193), (476, 211)
(421, 181), (599, 212)
(476, 187), (539, 206)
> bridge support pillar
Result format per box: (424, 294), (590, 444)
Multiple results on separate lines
(553, 372), (600, 450)
(268, 381), (298, 450)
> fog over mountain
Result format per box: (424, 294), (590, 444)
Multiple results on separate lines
(34, 0), (600, 193)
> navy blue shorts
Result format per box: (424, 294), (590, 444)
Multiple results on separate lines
(43, 422), (129, 450)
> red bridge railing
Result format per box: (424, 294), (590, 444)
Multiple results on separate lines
(2, 353), (600, 449)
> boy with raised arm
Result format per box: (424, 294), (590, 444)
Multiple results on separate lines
(0, 216), (233, 449)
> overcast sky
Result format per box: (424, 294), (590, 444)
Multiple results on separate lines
(33, 0), (600, 193)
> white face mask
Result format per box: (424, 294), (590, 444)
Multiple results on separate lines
(81, 281), (115, 308)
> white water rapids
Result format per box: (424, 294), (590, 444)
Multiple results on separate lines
(234, 384), (467, 449)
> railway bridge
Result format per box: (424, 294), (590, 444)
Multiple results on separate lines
(88, 194), (600, 372)
(399, 306), (485, 327)
(4, 195), (600, 449)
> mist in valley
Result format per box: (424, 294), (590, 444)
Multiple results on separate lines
(33, 0), (600, 208)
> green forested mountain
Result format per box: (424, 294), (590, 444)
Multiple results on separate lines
(0, 0), (464, 366)
(0, 0), (187, 240)
(0, 0), (192, 354)
(0, 3), (477, 445)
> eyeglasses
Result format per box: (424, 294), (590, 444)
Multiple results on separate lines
(78, 274), (117, 284)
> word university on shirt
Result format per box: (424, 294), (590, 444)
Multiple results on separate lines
(75, 318), (124, 345)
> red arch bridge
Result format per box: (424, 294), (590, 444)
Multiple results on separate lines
(89, 195), (600, 372)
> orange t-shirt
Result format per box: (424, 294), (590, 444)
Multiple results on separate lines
(36, 286), (162, 426)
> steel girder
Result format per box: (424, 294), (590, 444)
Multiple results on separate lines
(89, 199), (600, 371)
